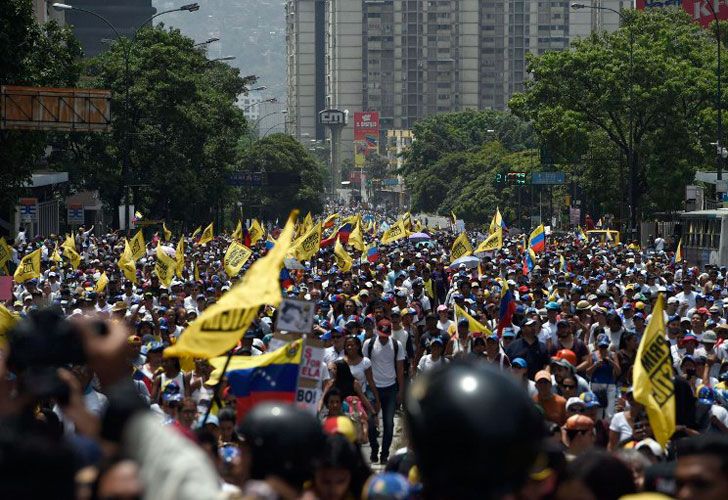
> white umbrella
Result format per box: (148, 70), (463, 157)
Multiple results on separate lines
(284, 257), (306, 270)
(448, 255), (480, 270)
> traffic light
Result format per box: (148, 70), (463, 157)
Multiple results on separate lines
(495, 172), (527, 185)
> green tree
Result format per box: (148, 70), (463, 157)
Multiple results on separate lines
(66, 25), (252, 227)
(510, 9), (716, 224)
(238, 133), (326, 220)
(400, 110), (537, 224)
(0, 1), (82, 218)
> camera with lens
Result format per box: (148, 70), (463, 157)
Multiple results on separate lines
(7, 306), (87, 405)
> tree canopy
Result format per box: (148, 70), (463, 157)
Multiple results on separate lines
(238, 133), (326, 221)
(62, 25), (252, 227)
(510, 8), (718, 220)
(400, 110), (538, 226)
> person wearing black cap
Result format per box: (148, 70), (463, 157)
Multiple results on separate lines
(405, 358), (544, 499)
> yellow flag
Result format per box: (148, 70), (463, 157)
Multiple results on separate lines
(175, 238), (185, 277)
(13, 248), (41, 283)
(128, 230), (146, 261)
(291, 221), (321, 262)
(0, 237), (12, 269)
(489, 207), (504, 235)
(165, 210), (299, 359)
(119, 241), (137, 284)
(632, 294), (675, 448)
(61, 233), (75, 253)
(224, 240), (253, 277)
(50, 244), (62, 263)
(249, 219), (265, 245)
(402, 211), (412, 230)
(198, 223), (214, 246)
(162, 223), (172, 241)
(194, 261), (201, 282)
(95, 272), (109, 293)
(381, 219), (408, 244)
(232, 220), (243, 241)
(191, 226), (202, 238)
(303, 212), (313, 232)
(348, 221), (365, 252)
(64, 245), (82, 270)
(0, 304), (20, 348)
(675, 238), (683, 262)
(334, 238), (353, 272)
(453, 303), (491, 335)
(450, 232), (473, 263)
(475, 227), (503, 253)
(155, 245), (176, 288)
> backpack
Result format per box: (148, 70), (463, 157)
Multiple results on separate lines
(367, 337), (400, 365)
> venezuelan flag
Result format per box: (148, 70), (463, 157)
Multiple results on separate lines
(576, 226), (588, 243)
(522, 248), (536, 275)
(210, 339), (303, 422)
(497, 284), (517, 336)
(529, 224), (546, 253)
(365, 244), (380, 263)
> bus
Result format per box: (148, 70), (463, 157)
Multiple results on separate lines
(679, 209), (728, 267)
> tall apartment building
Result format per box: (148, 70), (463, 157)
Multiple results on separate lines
(286, 0), (629, 158)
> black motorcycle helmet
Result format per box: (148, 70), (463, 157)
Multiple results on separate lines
(405, 358), (544, 500)
(237, 402), (325, 491)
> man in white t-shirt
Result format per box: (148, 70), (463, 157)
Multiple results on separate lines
(363, 319), (404, 465)
(323, 327), (346, 365)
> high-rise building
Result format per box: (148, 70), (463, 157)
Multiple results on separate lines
(285, 0), (327, 141)
(286, 0), (629, 158)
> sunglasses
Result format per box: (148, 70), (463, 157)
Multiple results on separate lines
(561, 384), (577, 389)
(332, 335), (343, 339)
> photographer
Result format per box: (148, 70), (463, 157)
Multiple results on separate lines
(0, 307), (220, 500)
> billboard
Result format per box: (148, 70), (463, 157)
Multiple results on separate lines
(636, 0), (727, 27)
(353, 111), (380, 168)
(1, 85), (111, 132)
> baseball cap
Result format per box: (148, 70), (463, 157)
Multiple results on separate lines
(545, 301), (560, 311)
(535, 370), (552, 383)
(502, 327), (516, 338)
(680, 334), (699, 346)
(579, 391), (601, 408)
(697, 386), (715, 405)
(702, 331), (718, 344)
(597, 333), (610, 347)
(437, 304), (448, 312)
(553, 349), (577, 367)
(512, 357), (527, 369)
(635, 438), (665, 458)
(566, 397), (586, 412)
(322, 416), (358, 444)
(524, 318), (538, 327)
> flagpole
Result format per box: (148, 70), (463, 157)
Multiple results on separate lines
(201, 348), (235, 426)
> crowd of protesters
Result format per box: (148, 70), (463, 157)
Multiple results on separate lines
(1, 206), (728, 500)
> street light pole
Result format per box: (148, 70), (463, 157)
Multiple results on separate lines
(571, 3), (635, 237)
(706, 2), (724, 198)
(52, 3), (199, 230)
